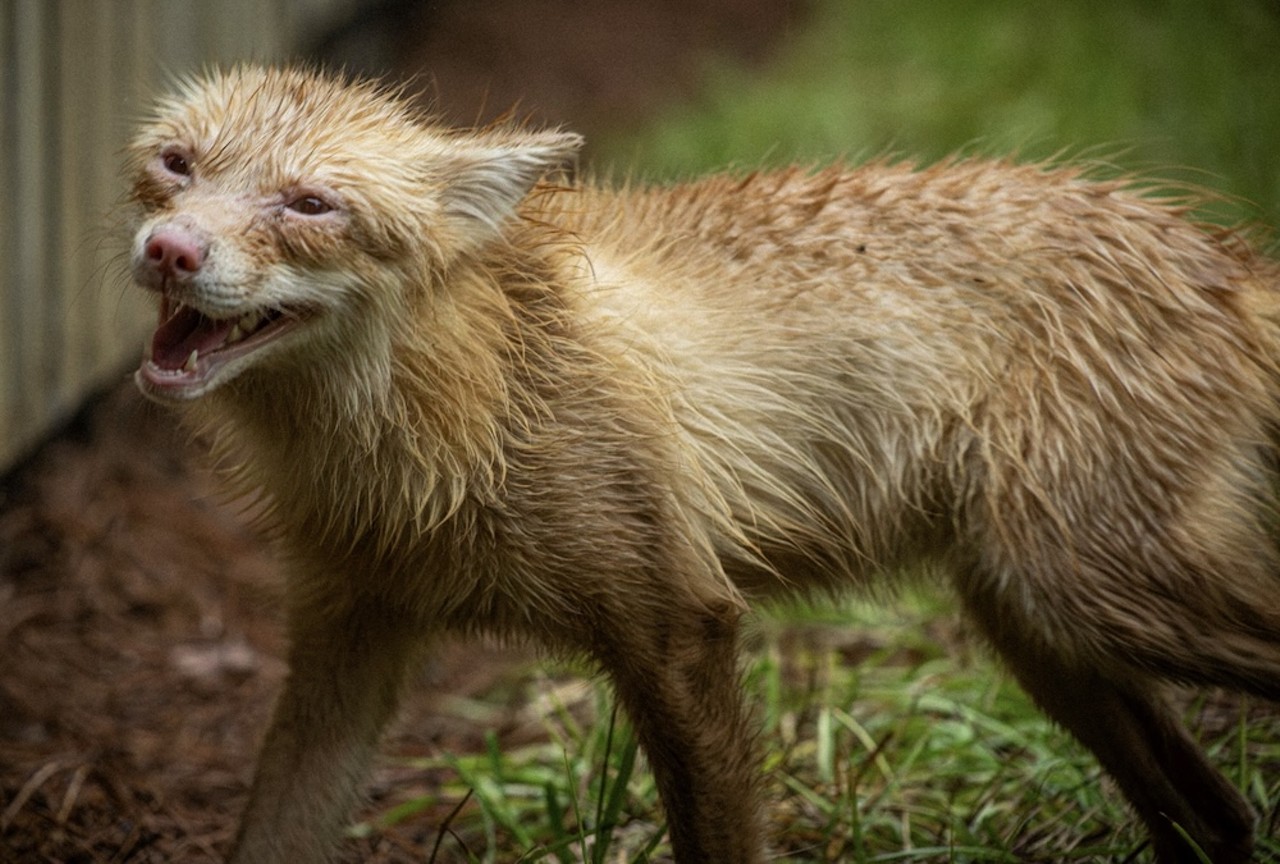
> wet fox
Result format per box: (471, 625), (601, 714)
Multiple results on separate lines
(124, 65), (1280, 863)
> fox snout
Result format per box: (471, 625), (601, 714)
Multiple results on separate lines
(142, 227), (205, 282)
(133, 221), (213, 298)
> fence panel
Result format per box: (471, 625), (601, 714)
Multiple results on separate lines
(0, 0), (352, 469)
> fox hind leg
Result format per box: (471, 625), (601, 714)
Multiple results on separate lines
(954, 570), (1257, 864)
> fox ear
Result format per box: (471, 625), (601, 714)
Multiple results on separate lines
(440, 130), (583, 237)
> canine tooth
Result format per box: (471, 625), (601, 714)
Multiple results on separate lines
(184, 349), (199, 372)
(228, 323), (245, 343)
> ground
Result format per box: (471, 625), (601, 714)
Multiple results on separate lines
(0, 3), (808, 861)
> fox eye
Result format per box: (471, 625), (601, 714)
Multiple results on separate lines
(286, 194), (333, 216)
(161, 150), (191, 177)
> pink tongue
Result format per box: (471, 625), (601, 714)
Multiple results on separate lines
(151, 306), (234, 370)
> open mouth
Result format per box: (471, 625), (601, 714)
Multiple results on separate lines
(137, 297), (303, 399)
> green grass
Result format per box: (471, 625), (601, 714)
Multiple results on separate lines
(357, 675), (666, 863)
(365, 593), (1280, 862)
(745, 598), (1280, 862)
(363, 2), (1280, 859)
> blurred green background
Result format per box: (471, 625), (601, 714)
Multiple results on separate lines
(600, 0), (1280, 230)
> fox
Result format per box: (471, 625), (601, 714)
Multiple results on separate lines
(122, 64), (1280, 864)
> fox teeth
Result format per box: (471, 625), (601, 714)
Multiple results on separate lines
(226, 313), (261, 345)
(184, 349), (199, 373)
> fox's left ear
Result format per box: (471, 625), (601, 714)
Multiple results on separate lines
(439, 130), (583, 238)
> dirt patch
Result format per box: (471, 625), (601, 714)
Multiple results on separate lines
(0, 384), (558, 863)
(0, 3), (807, 861)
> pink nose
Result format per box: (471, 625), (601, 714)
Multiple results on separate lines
(144, 229), (205, 276)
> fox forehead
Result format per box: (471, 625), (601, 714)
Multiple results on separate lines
(131, 65), (449, 193)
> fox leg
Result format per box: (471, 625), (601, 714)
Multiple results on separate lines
(229, 595), (421, 864)
(957, 575), (1256, 864)
(595, 599), (766, 864)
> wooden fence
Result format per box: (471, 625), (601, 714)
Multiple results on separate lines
(0, 0), (352, 469)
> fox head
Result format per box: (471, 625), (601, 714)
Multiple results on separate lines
(125, 64), (581, 403)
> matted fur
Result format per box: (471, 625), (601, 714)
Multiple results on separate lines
(123, 65), (1280, 863)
